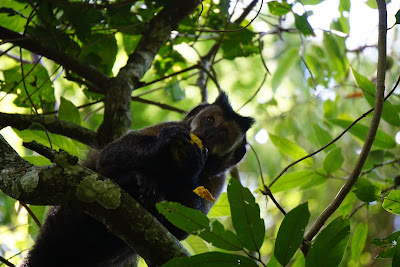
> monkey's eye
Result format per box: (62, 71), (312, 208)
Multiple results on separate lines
(204, 116), (215, 126)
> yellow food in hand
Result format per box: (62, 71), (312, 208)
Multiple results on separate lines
(193, 186), (215, 203)
(190, 133), (204, 150)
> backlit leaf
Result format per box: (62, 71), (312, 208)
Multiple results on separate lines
(383, 191), (400, 215)
(269, 133), (313, 166)
(228, 179), (265, 251)
(306, 216), (350, 267)
(275, 203), (310, 266)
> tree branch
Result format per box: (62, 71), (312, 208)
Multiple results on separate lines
(0, 135), (190, 266)
(96, 0), (200, 145)
(0, 26), (110, 90)
(0, 112), (97, 146)
(302, 0), (387, 254)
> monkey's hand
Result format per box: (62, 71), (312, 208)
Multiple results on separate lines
(157, 125), (206, 170)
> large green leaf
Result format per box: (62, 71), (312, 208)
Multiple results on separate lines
(394, 236), (400, 267)
(312, 123), (335, 151)
(227, 178), (265, 251)
(271, 47), (299, 92)
(350, 223), (368, 264)
(271, 170), (324, 193)
(351, 67), (400, 126)
(274, 203), (310, 266)
(383, 191), (400, 215)
(323, 32), (347, 80)
(306, 216), (350, 267)
(323, 147), (343, 174)
(79, 34), (118, 75)
(0, 0), (33, 32)
(294, 13), (315, 37)
(353, 186), (381, 203)
(269, 133), (313, 166)
(221, 28), (258, 59)
(268, 1), (292, 16)
(58, 97), (82, 126)
(156, 202), (242, 251)
(329, 119), (396, 149)
(2, 64), (55, 112)
(162, 252), (258, 267)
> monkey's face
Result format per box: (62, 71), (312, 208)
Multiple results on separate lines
(189, 106), (244, 157)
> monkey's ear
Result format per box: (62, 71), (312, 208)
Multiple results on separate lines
(214, 91), (255, 132)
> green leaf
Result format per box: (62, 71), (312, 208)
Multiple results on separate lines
(351, 67), (400, 126)
(395, 10), (400, 25)
(14, 129), (85, 157)
(271, 170), (322, 193)
(218, 0), (230, 21)
(323, 32), (347, 80)
(227, 179), (265, 251)
(58, 97), (82, 125)
(156, 202), (242, 251)
(221, 28), (258, 59)
(376, 247), (395, 258)
(271, 47), (299, 92)
(372, 231), (400, 247)
(312, 123), (335, 151)
(208, 193), (231, 217)
(306, 216), (350, 267)
(28, 205), (48, 238)
(339, 0), (351, 13)
(350, 223), (368, 263)
(2, 64), (55, 111)
(294, 13), (315, 37)
(329, 119), (396, 149)
(23, 156), (52, 166)
(275, 203), (310, 266)
(164, 82), (185, 102)
(122, 34), (141, 55)
(269, 133), (313, 166)
(301, 0), (325, 4)
(0, 1), (33, 32)
(184, 235), (210, 255)
(353, 186), (381, 202)
(323, 147), (344, 174)
(383, 191), (400, 215)
(79, 34), (118, 75)
(268, 1), (292, 16)
(394, 236), (400, 267)
(162, 252), (258, 267)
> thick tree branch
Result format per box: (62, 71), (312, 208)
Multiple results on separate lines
(0, 112), (96, 146)
(0, 135), (189, 266)
(96, 0), (200, 145)
(0, 26), (110, 90)
(302, 0), (387, 254)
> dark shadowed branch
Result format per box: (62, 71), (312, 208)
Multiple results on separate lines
(0, 135), (190, 266)
(0, 112), (96, 146)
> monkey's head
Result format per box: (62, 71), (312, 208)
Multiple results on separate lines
(184, 92), (254, 164)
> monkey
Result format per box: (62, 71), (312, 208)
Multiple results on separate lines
(22, 92), (254, 267)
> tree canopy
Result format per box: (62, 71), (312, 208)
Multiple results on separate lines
(0, 0), (400, 266)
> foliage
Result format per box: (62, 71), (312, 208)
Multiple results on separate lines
(0, 0), (400, 266)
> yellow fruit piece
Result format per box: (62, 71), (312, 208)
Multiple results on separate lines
(190, 133), (204, 150)
(193, 186), (215, 203)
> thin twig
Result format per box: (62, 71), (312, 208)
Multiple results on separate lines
(196, 0), (263, 33)
(269, 73), (400, 189)
(248, 144), (286, 215)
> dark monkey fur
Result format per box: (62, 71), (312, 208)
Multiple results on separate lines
(23, 92), (254, 266)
